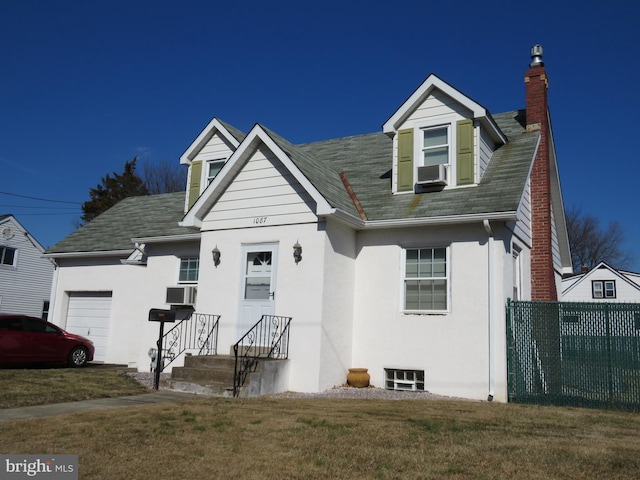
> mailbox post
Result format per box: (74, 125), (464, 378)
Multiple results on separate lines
(148, 309), (176, 390)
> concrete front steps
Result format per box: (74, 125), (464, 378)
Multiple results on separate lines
(161, 354), (289, 398)
(162, 354), (236, 396)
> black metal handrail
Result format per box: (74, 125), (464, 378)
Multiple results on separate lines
(233, 315), (292, 397)
(161, 312), (220, 371)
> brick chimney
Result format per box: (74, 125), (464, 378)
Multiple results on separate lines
(526, 45), (557, 301)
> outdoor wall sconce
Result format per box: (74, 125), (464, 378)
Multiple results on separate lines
(293, 241), (302, 264)
(212, 246), (221, 267)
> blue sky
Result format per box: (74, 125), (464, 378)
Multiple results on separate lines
(1, 1), (639, 270)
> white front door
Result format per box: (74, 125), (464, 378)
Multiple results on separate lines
(239, 244), (278, 339)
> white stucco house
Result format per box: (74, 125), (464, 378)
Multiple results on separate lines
(0, 215), (54, 318)
(561, 262), (640, 303)
(45, 46), (572, 402)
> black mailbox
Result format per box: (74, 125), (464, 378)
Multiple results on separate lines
(149, 308), (177, 390)
(148, 308), (176, 323)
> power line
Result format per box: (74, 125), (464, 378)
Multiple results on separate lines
(0, 191), (83, 205)
(4, 212), (80, 217)
(0, 204), (79, 210)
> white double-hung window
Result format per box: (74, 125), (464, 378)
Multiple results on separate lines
(592, 280), (616, 299)
(403, 247), (448, 312)
(422, 126), (450, 167)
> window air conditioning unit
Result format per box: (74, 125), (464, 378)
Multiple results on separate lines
(416, 164), (448, 186)
(166, 286), (197, 306)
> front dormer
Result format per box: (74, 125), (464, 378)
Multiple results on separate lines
(383, 74), (506, 193)
(180, 118), (246, 212)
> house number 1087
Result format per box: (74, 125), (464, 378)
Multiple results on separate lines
(254, 217), (268, 224)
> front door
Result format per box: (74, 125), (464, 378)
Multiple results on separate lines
(239, 244), (278, 340)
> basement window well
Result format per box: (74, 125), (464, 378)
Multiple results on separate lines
(385, 369), (425, 392)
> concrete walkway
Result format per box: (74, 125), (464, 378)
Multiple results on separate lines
(0, 391), (199, 423)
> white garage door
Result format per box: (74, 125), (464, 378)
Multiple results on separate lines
(66, 292), (112, 362)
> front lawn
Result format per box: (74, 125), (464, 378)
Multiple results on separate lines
(0, 366), (148, 408)
(2, 367), (639, 479)
(1, 393), (640, 479)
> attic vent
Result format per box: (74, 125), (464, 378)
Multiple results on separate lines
(417, 165), (448, 186)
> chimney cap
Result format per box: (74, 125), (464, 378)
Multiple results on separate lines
(530, 44), (544, 67)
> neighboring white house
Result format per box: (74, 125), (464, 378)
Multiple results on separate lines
(0, 215), (54, 318)
(45, 46), (572, 402)
(562, 262), (640, 303)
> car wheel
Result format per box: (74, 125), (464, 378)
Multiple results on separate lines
(68, 347), (89, 367)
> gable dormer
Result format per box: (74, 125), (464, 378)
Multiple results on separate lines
(180, 118), (246, 212)
(180, 123), (335, 229)
(382, 74), (506, 193)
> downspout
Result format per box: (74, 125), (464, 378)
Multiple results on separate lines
(483, 219), (495, 401)
(48, 261), (60, 324)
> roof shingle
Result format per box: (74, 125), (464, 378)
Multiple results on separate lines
(47, 192), (195, 254)
(47, 109), (536, 255)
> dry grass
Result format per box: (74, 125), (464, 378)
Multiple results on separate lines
(0, 366), (148, 408)
(1, 393), (640, 479)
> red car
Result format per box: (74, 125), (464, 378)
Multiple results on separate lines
(0, 315), (94, 367)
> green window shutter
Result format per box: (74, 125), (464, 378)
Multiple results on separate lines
(188, 160), (203, 209)
(397, 129), (414, 191)
(456, 119), (474, 185)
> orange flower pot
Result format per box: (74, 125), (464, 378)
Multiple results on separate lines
(347, 368), (370, 388)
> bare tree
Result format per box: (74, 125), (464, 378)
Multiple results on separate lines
(565, 205), (634, 272)
(140, 159), (187, 194)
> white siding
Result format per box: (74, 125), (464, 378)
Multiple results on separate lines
(404, 89), (472, 124)
(625, 272), (640, 287)
(0, 218), (53, 317)
(478, 128), (494, 178)
(562, 267), (640, 303)
(202, 146), (317, 231)
(562, 276), (581, 291)
(551, 203), (562, 274)
(513, 177), (532, 247)
(194, 130), (236, 162)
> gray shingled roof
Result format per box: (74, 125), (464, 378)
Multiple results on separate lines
(47, 192), (196, 254)
(298, 109), (536, 220)
(46, 110), (536, 255)
(261, 126), (360, 217)
(218, 119), (247, 144)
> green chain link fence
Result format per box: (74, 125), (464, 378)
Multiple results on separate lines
(507, 300), (640, 411)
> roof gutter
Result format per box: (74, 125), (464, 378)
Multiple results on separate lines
(327, 209), (518, 230)
(132, 233), (201, 244)
(42, 249), (134, 259)
(43, 234), (202, 259)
